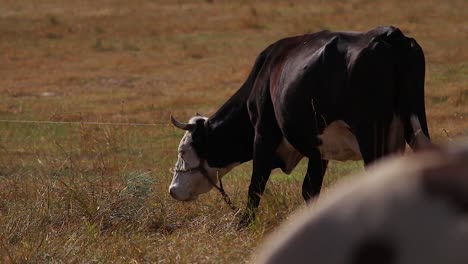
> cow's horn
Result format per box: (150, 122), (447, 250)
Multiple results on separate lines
(170, 115), (196, 131)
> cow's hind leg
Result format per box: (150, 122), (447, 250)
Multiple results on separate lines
(356, 121), (392, 166)
(302, 149), (328, 201)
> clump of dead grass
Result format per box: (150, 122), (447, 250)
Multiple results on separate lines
(0, 123), (303, 263)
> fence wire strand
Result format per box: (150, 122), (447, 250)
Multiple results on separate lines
(0, 119), (170, 127)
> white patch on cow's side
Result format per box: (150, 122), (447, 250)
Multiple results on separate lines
(276, 137), (304, 174)
(318, 120), (362, 161)
(168, 115), (240, 201)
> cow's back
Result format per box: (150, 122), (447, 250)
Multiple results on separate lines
(270, 26), (404, 124)
(263, 26), (424, 159)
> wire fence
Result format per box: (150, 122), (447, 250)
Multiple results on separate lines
(0, 119), (171, 127)
(0, 118), (179, 173)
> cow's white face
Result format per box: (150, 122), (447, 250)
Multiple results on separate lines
(168, 115), (238, 201)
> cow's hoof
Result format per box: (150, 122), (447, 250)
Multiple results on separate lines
(236, 211), (255, 230)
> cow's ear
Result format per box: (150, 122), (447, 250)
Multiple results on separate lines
(190, 118), (208, 156)
(195, 118), (206, 128)
(191, 118), (207, 139)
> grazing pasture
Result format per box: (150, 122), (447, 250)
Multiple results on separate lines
(0, 0), (466, 263)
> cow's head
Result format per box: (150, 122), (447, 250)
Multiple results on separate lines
(168, 115), (237, 201)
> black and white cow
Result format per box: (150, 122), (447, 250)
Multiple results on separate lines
(253, 140), (468, 264)
(169, 26), (430, 226)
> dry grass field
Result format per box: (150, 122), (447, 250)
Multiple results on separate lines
(0, 0), (467, 263)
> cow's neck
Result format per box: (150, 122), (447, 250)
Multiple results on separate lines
(204, 86), (254, 168)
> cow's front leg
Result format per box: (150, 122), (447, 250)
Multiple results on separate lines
(237, 135), (279, 229)
(237, 164), (272, 228)
(302, 149), (328, 201)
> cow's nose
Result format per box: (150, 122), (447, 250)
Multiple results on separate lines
(169, 187), (178, 199)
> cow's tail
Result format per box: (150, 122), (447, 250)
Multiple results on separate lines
(407, 115), (432, 150)
(401, 38), (432, 151)
(386, 28), (432, 151)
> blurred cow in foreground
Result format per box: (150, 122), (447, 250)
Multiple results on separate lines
(254, 140), (468, 264)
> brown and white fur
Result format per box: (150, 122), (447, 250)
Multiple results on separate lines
(254, 140), (468, 264)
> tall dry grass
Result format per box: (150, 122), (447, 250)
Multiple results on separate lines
(0, 0), (467, 263)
